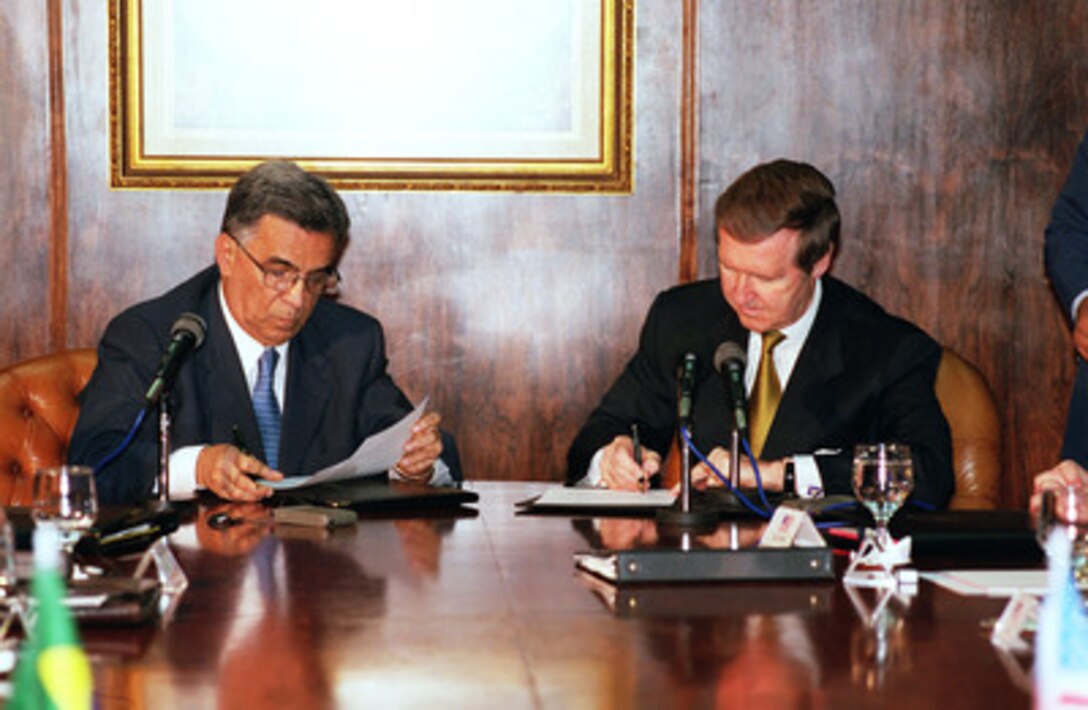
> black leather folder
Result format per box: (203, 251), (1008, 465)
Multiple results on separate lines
(7, 505), (180, 555)
(888, 509), (1040, 560)
(282, 477), (478, 513)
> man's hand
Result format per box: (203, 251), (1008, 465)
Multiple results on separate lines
(196, 444), (283, 501)
(395, 412), (443, 482)
(688, 446), (786, 491)
(600, 435), (661, 491)
(1031, 459), (1088, 515)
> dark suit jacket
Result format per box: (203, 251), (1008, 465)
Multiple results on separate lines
(1045, 129), (1088, 467)
(70, 266), (461, 505)
(566, 276), (954, 508)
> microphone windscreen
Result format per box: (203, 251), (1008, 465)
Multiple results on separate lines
(713, 341), (746, 374)
(171, 312), (207, 348)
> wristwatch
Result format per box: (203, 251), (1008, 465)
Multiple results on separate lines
(783, 457), (796, 497)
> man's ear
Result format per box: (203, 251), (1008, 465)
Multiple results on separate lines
(811, 245), (834, 279)
(215, 232), (235, 276)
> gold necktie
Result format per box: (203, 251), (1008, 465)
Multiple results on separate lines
(748, 330), (786, 458)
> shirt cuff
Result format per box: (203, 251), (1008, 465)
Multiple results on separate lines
(168, 445), (202, 501)
(1074, 289), (1088, 324)
(792, 454), (824, 498)
(390, 459), (455, 487)
(573, 448), (606, 488)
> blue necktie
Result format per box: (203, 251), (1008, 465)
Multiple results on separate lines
(253, 348), (281, 469)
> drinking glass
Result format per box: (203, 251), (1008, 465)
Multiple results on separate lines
(852, 444), (914, 551)
(31, 465), (98, 556)
(1034, 483), (1088, 583)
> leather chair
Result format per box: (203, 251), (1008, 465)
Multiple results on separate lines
(935, 348), (1002, 510)
(0, 349), (97, 505)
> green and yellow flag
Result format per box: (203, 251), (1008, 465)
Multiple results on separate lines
(9, 524), (92, 710)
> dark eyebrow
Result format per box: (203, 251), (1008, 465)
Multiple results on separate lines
(265, 256), (336, 275)
(264, 256), (301, 271)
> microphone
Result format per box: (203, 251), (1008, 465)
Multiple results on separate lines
(144, 313), (207, 405)
(677, 352), (697, 424)
(713, 341), (748, 436)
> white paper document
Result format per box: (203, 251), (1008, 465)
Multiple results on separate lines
(921, 569), (1054, 597)
(525, 486), (676, 509)
(260, 398), (428, 491)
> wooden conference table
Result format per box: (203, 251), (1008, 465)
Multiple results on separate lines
(83, 482), (1035, 709)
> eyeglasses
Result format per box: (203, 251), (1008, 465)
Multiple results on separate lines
(228, 233), (340, 296)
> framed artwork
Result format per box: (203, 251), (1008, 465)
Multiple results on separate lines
(110, 0), (633, 192)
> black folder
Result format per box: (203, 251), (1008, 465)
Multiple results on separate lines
(282, 477), (478, 513)
(888, 509), (1040, 560)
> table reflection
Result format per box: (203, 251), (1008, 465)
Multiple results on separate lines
(76, 483), (1033, 707)
(635, 613), (822, 708)
(157, 502), (460, 705)
(573, 517), (768, 551)
(846, 583), (915, 692)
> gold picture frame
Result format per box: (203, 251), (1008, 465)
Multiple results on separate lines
(109, 0), (633, 193)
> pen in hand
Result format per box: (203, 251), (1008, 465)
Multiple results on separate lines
(232, 425), (280, 491)
(232, 425), (251, 456)
(631, 423), (646, 492)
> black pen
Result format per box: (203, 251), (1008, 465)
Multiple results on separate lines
(631, 423), (646, 492)
(232, 426), (270, 482)
(232, 425), (251, 456)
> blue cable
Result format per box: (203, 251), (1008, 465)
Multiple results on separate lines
(678, 427), (864, 531)
(92, 406), (148, 475)
(679, 426), (773, 519)
(740, 437), (774, 511)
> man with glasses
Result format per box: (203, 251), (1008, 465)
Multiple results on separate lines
(71, 161), (458, 504)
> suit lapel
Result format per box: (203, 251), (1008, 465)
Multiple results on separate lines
(278, 329), (331, 475)
(192, 289), (262, 455)
(762, 283), (848, 457)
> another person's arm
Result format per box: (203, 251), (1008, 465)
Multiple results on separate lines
(1045, 131), (1088, 359)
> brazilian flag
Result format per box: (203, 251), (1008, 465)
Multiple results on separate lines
(9, 526), (92, 710)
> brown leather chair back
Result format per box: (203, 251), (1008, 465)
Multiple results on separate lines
(935, 348), (1002, 509)
(0, 349), (97, 505)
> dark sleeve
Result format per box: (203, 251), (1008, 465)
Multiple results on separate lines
(1045, 130), (1088, 319)
(69, 312), (164, 505)
(341, 317), (463, 484)
(565, 294), (679, 484)
(814, 333), (954, 509)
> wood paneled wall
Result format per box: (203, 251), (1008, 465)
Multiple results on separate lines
(694, 1), (1088, 509)
(3, 1), (1086, 508)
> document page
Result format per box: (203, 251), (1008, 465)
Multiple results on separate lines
(921, 570), (1053, 597)
(260, 398), (428, 491)
(526, 487), (676, 509)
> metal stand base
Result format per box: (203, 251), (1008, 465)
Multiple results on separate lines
(655, 505), (719, 528)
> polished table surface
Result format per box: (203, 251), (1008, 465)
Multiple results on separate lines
(85, 482), (1035, 709)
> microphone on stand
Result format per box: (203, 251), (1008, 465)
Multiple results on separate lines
(714, 341), (748, 490)
(713, 341), (748, 438)
(148, 312), (206, 507)
(144, 313), (207, 405)
(677, 352), (697, 425)
(657, 351), (717, 529)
